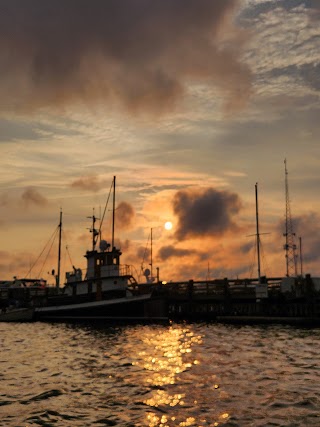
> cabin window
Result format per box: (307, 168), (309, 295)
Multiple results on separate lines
(113, 258), (117, 265)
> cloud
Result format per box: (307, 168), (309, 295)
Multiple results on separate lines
(136, 245), (150, 265)
(172, 187), (242, 240)
(158, 245), (196, 261)
(240, 241), (254, 254)
(292, 212), (320, 264)
(70, 176), (107, 192)
(272, 212), (320, 272)
(269, 63), (320, 92)
(116, 202), (135, 230)
(0, 0), (252, 115)
(21, 188), (48, 207)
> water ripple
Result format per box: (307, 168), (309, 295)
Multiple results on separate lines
(0, 323), (320, 426)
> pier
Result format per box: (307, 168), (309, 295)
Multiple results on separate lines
(139, 275), (320, 324)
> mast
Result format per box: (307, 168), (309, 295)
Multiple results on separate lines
(255, 183), (261, 283)
(57, 209), (62, 288)
(299, 236), (303, 277)
(150, 227), (153, 280)
(283, 159), (297, 277)
(87, 212), (99, 251)
(112, 176), (116, 249)
(92, 215), (97, 251)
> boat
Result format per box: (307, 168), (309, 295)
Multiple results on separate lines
(0, 278), (49, 322)
(33, 177), (168, 322)
(0, 307), (34, 322)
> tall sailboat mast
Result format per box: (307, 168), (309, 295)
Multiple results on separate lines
(57, 209), (62, 288)
(255, 183), (261, 283)
(150, 227), (153, 280)
(112, 176), (116, 249)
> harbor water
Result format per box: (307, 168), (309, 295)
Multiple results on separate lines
(1, 322), (320, 427)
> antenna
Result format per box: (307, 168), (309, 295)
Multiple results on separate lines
(283, 159), (297, 277)
(255, 183), (261, 283)
(87, 211), (99, 251)
(299, 236), (303, 277)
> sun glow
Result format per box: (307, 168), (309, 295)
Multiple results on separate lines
(164, 221), (173, 230)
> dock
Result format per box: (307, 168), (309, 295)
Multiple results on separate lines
(139, 275), (320, 324)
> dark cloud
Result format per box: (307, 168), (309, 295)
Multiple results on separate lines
(21, 188), (48, 207)
(113, 238), (131, 252)
(269, 64), (320, 92)
(173, 187), (242, 240)
(240, 0), (320, 20)
(240, 241), (254, 254)
(137, 245), (150, 264)
(0, 0), (252, 115)
(71, 176), (108, 192)
(291, 213), (320, 264)
(158, 245), (195, 261)
(274, 212), (320, 269)
(116, 202), (135, 230)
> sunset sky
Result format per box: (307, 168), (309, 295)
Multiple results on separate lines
(0, 0), (319, 283)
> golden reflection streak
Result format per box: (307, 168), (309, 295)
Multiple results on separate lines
(134, 326), (202, 387)
(133, 326), (205, 426)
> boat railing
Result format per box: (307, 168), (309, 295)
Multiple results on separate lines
(66, 264), (135, 283)
(152, 278), (285, 298)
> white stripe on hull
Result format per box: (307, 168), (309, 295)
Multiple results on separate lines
(36, 293), (151, 313)
(36, 316), (168, 321)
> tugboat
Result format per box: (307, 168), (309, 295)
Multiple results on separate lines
(34, 177), (168, 322)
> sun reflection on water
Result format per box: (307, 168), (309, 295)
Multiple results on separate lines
(130, 325), (231, 426)
(133, 325), (210, 426)
(133, 326), (203, 387)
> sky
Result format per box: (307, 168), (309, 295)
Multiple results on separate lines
(0, 0), (319, 283)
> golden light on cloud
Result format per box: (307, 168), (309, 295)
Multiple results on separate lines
(164, 221), (173, 231)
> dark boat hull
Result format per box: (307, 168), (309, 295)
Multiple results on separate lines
(34, 294), (168, 322)
(0, 308), (34, 322)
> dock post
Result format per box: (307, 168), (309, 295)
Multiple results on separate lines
(188, 280), (194, 318)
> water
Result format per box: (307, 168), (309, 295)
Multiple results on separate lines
(1, 322), (320, 427)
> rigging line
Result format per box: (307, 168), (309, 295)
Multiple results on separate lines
(61, 245), (67, 280)
(141, 232), (151, 273)
(131, 264), (141, 283)
(260, 240), (271, 278)
(24, 225), (59, 278)
(98, 179), (114, 238)
(66, 245), (74, 268)
(36, 231), (58, 279)
(61, 229), (74, 268)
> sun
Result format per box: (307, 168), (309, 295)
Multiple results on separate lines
(164, 221), (173, 230)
